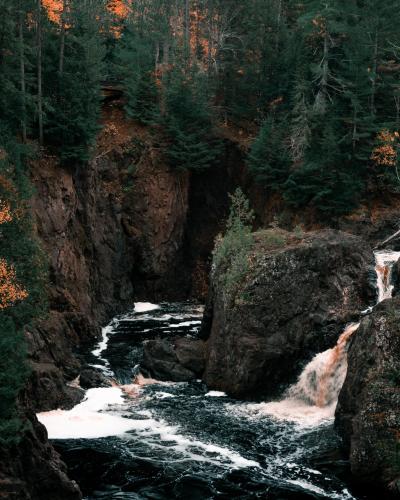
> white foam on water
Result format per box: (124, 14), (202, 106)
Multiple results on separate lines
(153, 392), (176, 399)
(134, 302), (161, 313)
(92, 324), (114, 359)
(286, 479), (328, 496)
(205, 391), (227, 398)
(285, 479), (354, 499)
(247, 399), (337, 427)
(169, 320), (202, 328)
(37, 388), (136, 439)
(38, 387), (258, 469)
(125, 416), (260, 469)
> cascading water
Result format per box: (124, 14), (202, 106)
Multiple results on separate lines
(36, 250), (400, 500)
(375, 250), (400, 302)
(252, 249), (400, 426)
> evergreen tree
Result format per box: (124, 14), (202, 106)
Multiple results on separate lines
(164, 69), (221, 171)
(117, 26), (159, 124)
(0, 133), (47, 443)
(247, 117), (290, 190)
(46, 0), (105, 163)
(284, 112), (361, 215)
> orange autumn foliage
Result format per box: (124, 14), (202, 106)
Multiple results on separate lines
(371, 130), (400, 167)
(0, 202), (12, 225)
(108, 0), (132, 19)
(43, 0), (131, 25)
(42, 0), (64, 24)
(0, 178), (27, 309)
(0, 259), (28, 310)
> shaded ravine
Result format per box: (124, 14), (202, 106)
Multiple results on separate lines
(37, 251), (400, 499)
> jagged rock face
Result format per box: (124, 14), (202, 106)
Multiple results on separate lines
(27, 124), (192, 410)
(0, 413), (82, 500)
(335, 298), (400, 497)
(202, 230), (372, 398)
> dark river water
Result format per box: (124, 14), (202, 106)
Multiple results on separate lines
(38, 302), (372, 500)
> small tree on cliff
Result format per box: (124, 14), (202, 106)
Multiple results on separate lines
(213, 188), (254, 302)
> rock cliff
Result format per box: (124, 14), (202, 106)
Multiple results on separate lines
(13, 108), (196, 499)
(336, 297), (400, 497)
(27, 110), (192, 411)
(201, 229), (372, 398)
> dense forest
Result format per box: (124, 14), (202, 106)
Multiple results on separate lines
(1, 0), (400, 481)
(2, 1), (400, 207)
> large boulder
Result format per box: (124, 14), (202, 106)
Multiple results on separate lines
(202, 229), (373, 398)
(142, 337), (206, 382)
(336, 297), (400, 497)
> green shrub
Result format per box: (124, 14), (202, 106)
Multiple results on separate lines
(213, 188), (254, 303)
(258, 229), (287, 248)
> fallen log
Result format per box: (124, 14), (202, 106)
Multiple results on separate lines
(374, 226), (400, 250)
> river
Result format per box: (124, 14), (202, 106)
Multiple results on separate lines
(37, 251), (400, 499)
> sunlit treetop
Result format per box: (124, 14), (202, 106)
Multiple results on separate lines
(42, 0), (132, 25)
(0, 259), (28, 310)
(0, 202), (12, 225)
(371, 130), (400, 167)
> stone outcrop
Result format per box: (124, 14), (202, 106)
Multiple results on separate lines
(201, 229), (373, 398)
(0, 413), (82, 500)
(142, 337), (205, 382)
(336, 297), (400, 497)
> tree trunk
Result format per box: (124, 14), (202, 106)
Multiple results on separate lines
(18, 4), (27, 143)
(321, 31), (329, 108)
(155, 41), (160, 74)
(37, 0), (43, 146)
(375, 227), (400, 250)
(59, 0), (66, 76)
(184, 0), (190, 62)
(370, 29), (378, 115)
(275, 0), (282, 50)
(162, 40), (170, 66)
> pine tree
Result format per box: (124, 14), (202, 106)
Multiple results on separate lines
(0, 133), (47, 443)
(47, 0), (105, 163)
(164, 69), (221, 171)
(117, 26), (159, 124)
(284, 112), (361, 215)
(247, 117), (290, 190)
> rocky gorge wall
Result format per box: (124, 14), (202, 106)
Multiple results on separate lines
(4, 104), (400, 498)
(1, 109), (206, 500)
(336, 297), (400, 497)
(26, 128), (188, 411)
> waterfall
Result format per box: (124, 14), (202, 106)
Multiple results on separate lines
(286, 323), (360, 409)
(374, 250), (400, 302)
(256, 249), (400, 426)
